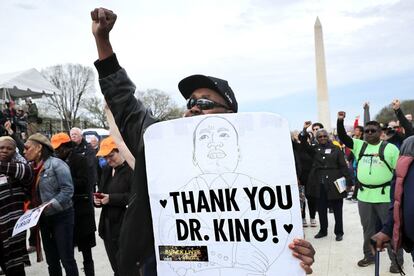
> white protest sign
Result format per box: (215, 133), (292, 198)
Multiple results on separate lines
(12, 202), (51, 237)
(145, 113), (304, 276)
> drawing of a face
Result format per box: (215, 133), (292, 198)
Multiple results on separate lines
(193, 116), (239, 174)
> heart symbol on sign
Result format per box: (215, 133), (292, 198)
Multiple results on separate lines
(283, 224), (293, 234)
(160, 199), (167, 208)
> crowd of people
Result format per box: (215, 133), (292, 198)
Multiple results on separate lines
(0, 6), (413, 276)
(0, 98), (40, 138)
(292, 99), (414, 274)
(0, 120), (136, 276)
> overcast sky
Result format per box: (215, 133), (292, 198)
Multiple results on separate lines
(1, 0), (413, 129)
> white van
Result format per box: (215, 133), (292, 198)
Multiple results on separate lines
(82, 128), (109, 142)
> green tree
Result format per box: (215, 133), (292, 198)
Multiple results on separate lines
(135, 89), (185, 121)
(375, 100), (414, 123)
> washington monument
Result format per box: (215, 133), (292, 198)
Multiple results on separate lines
(314, 17), (331, 130)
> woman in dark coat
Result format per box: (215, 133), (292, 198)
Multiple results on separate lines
(293, 134), (318, 227)
(94, 137), (132, 276)
(51, 132), (97, 276)
(300, 129), (350, 241)
(0, 136), (33, 275)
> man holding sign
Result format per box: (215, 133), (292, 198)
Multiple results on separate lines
(91, 7), (315, 276)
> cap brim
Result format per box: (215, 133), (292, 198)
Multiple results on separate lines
(51, 141), (62, 150)
(96, 147), (113, 157)
(178, 75), (219, 99)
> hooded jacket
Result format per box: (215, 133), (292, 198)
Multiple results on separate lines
(95, 54), (158, 276)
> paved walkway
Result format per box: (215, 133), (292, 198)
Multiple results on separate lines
(25, 200), (413, 275)
(304, 199), (413, 276)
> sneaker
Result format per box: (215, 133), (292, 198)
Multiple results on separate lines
(314, 232), (327, 239)
(389, 264), (403, 274)
(302, 218), (308, 227)
(357, 257), (375, 267)
(310, 219), (317, 227)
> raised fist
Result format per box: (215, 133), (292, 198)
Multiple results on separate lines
(337, 111), (346, 120)
(91, 8), (117, 39)
(303, 121), (312, 129)
(392, 99), (400, 110)
(363, 102), (369, 109)
(4, 120), (12, 131)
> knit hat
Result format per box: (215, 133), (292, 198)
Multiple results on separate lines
(28, 133), (54, 152)
(50, 132), (71, 149)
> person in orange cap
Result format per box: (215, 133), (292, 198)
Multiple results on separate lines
(51, 133), (97, 276)
(94, 136), (132, 276)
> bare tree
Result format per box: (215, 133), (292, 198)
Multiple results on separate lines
(82, 97), (109, 128)
(42, 64), (95, 130)
(136, 89), (185, 121)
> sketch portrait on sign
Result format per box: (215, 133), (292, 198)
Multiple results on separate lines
(157, 116), (294, 276)
(192, 116), (240, 175)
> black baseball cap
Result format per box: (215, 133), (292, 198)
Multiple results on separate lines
(178, 74), (238, 112)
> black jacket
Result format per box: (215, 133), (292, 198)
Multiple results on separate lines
(95, 54), (158, 276)
(300, 134), (350, 200)
(73, 138), (98, 191)
(294, 135), (314, 186)
(97, 162), (132, 241)
(386, 108), (414, 148)
(66, 150), (96, 248)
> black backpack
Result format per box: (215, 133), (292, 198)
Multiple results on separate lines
(357, 141), (393, 173)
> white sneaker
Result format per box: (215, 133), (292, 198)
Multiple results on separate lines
(310, 219), (317, 227)
(302, 218), (308, 227)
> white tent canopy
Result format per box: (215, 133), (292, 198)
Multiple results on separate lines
(0, 68), (59, 100)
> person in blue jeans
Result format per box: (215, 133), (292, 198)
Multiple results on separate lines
(24, 133), (78, 276)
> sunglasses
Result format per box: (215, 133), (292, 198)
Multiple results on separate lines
(187, 98), (229, 111)
(317, 135), (328, 138)
(313, 128), (320, 131)
(364, 129), (378, 134)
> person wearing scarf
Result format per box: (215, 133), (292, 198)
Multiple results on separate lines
(0, 136), (33, 275)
